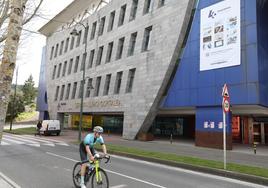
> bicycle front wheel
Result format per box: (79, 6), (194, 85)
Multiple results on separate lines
(91, 168), (109, 188)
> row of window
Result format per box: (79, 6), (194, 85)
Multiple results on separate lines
(52, 26), (152, 80)
(54, 68), (136, 101)
(49, 0), (164, 60)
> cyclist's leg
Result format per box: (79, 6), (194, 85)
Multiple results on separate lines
(79, 142), (88, 186)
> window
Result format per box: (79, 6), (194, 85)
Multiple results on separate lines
(106, 42), (113, 63)
(96, 46), (104, 66)
(71, 82), (77, 99)
(103, 74), (111, 95)
(98, 16), (106, 36)
(85, 78), (93, 98)
(83, 26), (89, 44)
(80, 52), (87, 71)
(70, 36), (75, 50)
(78, 80), (84, 98)
(57, 63), (62, 78)
(60, 85), (65, 100)
(116, 37), (125, 60)
(118, 4), (126, 26)
(143, 0), (151, 14)
(59, 40), (64, 55)
(54, 86), (60, 101)
(128, 32), (137, 56)
(158, 0), (165, 7)
(142, 26), (152, 51)
(88, 49), (95, 69)
(50, 46), (54, 60)
(126, 68), (136, 93)
(65, 83), (71, 100)
(64, 37), (69, 53)
(54, 43), (59, 57)
(76, 30), (82, 47)
(129, 0), (138, 21)
(62, 61), (67, 77)
(114, 71), (123, 94)
(90, 22), (97, 40)
(68, 58), (73, 75)
(52, 65), (57, 79)
(107, 11), (115, 32)
(74, 56), (80, 73)
(94, 76), (101, 97)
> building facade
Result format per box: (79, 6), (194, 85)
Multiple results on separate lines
(38, 0), (195, 139)
(38, 0), (268, 149)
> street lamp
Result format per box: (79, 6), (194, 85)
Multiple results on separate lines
(70, 22), (91, 142)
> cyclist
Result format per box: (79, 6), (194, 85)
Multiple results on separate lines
(79, 126), (108, 188)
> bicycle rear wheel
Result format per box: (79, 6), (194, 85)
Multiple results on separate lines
(91, 168), (109, 188)
(72, 162), (90, 188)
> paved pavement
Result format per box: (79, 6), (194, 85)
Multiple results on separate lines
(1, 126), (268, 186)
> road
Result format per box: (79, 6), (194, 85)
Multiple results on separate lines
(0, 133), (266, 188)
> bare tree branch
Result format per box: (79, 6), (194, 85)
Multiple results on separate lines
(23, 0), (43, 25)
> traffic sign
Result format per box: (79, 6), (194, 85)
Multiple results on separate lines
(222, 84), (229, 98)
(223, 98), (230, 113)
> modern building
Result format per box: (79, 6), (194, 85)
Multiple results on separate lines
(38, 0), (268, 149)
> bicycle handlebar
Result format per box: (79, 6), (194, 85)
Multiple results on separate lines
(81, 154), (110, 164)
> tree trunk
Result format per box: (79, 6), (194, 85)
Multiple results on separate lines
(0, 0), (26, 144)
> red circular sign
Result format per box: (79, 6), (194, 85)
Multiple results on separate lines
(223, 98), (230, 113)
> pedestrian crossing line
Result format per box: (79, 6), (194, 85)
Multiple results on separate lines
(23, 135), (69, 146)
(10, 134), (55, 146)
(0, 141), (10, 145)
(2, 137), (24, 144)
(4, 134), (40, 145)
(3, 134), (69, 147)
(25, 135), (68, 146)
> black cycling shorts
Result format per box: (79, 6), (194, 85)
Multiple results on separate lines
(79, 142), (96, 162)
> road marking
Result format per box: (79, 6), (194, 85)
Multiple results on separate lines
(2, 137), (24, 144)
(0, 141), (10, 145)
(110, 185), (127, 188)
(46, 152), (167, 188)
(23, 135), (68, 146)
(12, 134), (55, 145)
(4, 135), (40, 147)
(106, 170), (166, 188)
(112, 155), (267, 188)
(0, 171), (21, 188)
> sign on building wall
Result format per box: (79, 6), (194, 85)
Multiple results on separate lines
(200, 0), (241, 71)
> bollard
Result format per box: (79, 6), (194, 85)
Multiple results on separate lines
(253, 142), (257, 154)
(170, 133), (173, 144)
(108, 130), (110, 136)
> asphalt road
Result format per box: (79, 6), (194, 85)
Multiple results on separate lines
(0, 134), (267, 188)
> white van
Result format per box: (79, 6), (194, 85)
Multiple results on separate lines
(40, 120), (61, 136)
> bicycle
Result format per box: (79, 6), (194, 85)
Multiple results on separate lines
(72, 153), (110, 188)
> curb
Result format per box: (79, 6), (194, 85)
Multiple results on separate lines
(108, 150), (268, 186)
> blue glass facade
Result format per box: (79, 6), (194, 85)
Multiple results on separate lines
(162, 0), (268, 148)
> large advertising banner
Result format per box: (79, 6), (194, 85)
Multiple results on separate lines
(200, 0), (241, 71)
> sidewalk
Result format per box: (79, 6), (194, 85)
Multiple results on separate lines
(52, 129), (268, 168)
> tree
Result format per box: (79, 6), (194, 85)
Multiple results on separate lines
(5, 92), (25, 122)
(22, 74), (36, 105)
(0, 0), (43, 144)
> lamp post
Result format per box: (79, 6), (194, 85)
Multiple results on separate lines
(70, 22), (88, 142)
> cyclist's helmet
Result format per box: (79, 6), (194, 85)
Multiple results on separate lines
(93, 126), (103, 133)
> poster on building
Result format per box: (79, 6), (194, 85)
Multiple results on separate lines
(200, 0), (241, 71)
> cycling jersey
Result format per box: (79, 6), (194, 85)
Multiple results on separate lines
(83, 133), (104, 148)
(79, 133), (104, 161)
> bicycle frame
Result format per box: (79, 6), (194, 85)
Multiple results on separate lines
(94, 159), (102, 183)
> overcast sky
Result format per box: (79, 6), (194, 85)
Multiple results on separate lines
(14, 0), (74, 86)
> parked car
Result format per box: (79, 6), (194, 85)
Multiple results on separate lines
(40, 120), (61, 136)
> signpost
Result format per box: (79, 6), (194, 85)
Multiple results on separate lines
(222, 83), (230, 170)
